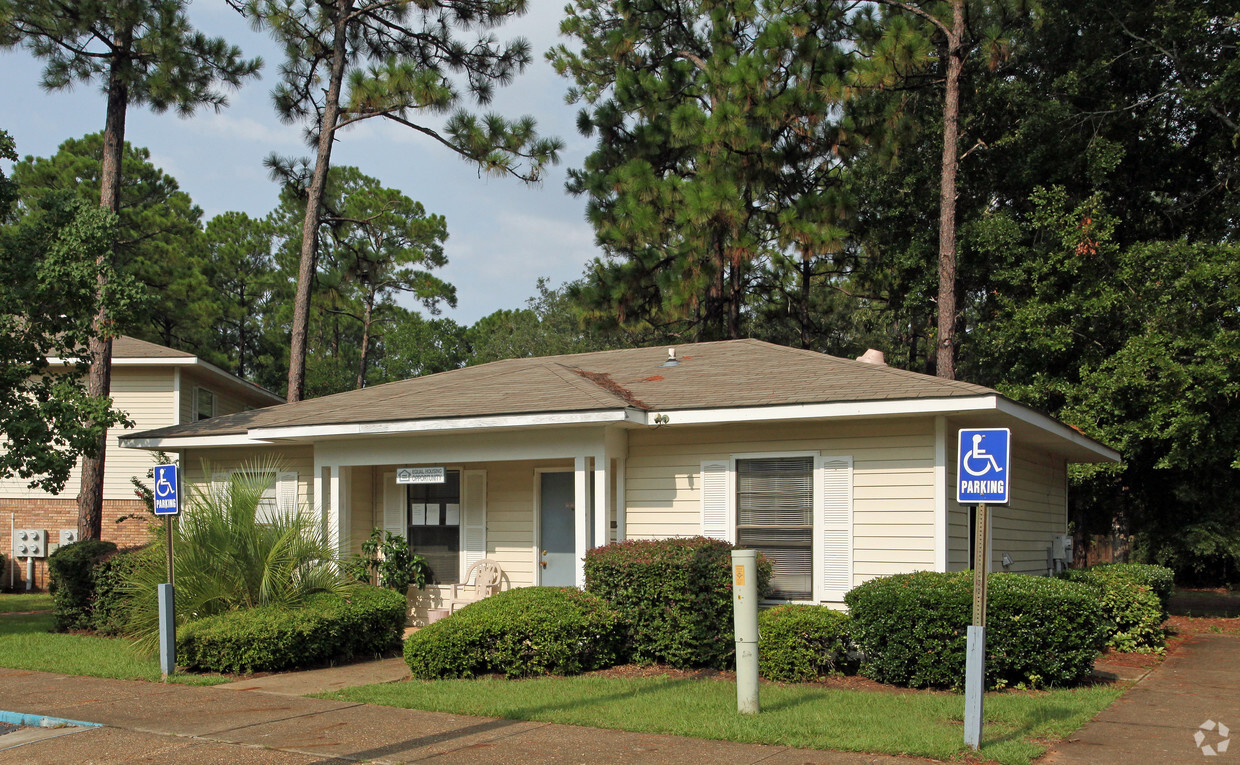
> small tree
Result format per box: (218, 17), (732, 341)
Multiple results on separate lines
(351, 529), (428, 593)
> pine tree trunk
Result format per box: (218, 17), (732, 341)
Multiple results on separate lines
(356, 291), (374, 390)
(287, 0), (352, 403)
(798, 257), (812, 349)
(935, 0), (964, 380)
(78, 37), (131, 542)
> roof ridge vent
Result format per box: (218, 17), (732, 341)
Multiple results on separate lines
(857, 348), (886, 366)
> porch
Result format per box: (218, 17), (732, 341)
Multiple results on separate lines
(308, 426), (629, 624)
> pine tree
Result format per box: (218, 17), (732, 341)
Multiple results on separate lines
(550, 0), (857, 342)
(241, 0), (562, 402)
(1, 0), (261, 539)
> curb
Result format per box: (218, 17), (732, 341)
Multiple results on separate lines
(0, 710), (101, 729)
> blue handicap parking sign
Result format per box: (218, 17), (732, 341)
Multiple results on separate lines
(957, 428), (1011, 504)
(153, 464), (180, 516)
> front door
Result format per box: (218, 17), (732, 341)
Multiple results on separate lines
(539, 471), (576, 586)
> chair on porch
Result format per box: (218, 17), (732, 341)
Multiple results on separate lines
(448, 558), (503, 613)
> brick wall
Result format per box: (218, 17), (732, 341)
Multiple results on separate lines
(0, 499), (156, 591)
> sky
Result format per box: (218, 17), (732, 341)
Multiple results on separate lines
(0, 0), (601, 327)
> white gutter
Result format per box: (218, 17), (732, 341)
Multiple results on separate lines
(643, 396), (1001, 426)
(121, 434), (275, 449)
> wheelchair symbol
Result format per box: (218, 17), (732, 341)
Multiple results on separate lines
(962, 434), (1004, 477)
(155, 471), (175, 498)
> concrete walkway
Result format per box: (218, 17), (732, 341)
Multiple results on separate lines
(0, 667), (931, 765)
(1041, 633), (1240, 764)
(1, 632), (1235, 764)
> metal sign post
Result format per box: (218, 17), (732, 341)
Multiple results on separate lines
(152, 464), (180, 678)
(957, 429), (1010, 752)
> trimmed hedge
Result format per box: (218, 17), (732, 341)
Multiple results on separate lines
(91, 547), (150, 635)
(845, 571), (1107, 689)
(584, 537), (772, 669)
(404, 587), (623, 679)
(1059, 563), (1174, 653)
(47, 540), (118, 631)
(758, 605), (852, 682)
(178, 586), (406, 673)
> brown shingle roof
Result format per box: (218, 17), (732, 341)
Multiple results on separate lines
(126, 340), (996, 442)
(112, 336), (197, 359)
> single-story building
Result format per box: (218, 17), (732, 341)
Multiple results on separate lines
(120, 339), (1118, 621)
(1, 336), (284, 589)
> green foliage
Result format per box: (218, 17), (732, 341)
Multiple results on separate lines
(121, 462), (351, 653)
(845, 571), (1106, 689)
(758, 605), (853, 682)
(47, 540), (117, 632)
(551, 0), (858, 342)
(202, 211), (281, 382)
(90, 547), (150, 636)
(178, 586), (407, 674)
(351, 528), (429, 592)
(583, 537), (772, 669)
(0, 182), (138, 493)
(404, 587), (623, 679)
(1059, 563), (1173, 653)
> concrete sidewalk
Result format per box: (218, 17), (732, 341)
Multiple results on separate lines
(1041, 634), (1240, 764)
(0, 667), (929, 765)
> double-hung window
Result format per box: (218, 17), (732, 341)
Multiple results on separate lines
(736, 456), (814, 600)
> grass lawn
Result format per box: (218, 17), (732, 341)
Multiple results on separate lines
(0, 593), (53, 613)
(320, 672), (1124, 765)
(0, 611), (227, 686)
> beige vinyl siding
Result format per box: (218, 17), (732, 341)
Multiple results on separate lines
(626, 417), (938, 592)
(989, 445), (1066, 575)
(350, 465), (376, 553)
(181, 446), (314, 510)
(180, 369), (267, 423)
(0, 367), (175, 501)
(945, 441), (1066, 576)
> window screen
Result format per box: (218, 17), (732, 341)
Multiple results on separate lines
(408, 470), (461, 585)
(737, 456), (813, 600)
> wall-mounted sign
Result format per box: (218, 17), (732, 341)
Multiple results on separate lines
(396, 466), (446, 485)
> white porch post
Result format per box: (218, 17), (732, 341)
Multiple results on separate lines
(614, 457), (627, 542)
(593, 451), (609, 549)
(574, 455), (589, 588)
(329, 464), (351, 557)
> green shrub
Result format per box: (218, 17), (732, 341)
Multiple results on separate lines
(845, 571), (1106, 689)
(1059, 563), (1173, 653)
(758, 605), (852, 682)
(584, 537), (772, 669)
(404, 587), (624, 679)
(123, 463), (351, 653)
(178, 586), (406, 673)
(91, 547), (151, 636)
(47, 540), (117, 631)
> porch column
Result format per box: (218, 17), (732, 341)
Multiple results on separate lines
(593, 451), (610, 549)
(614, 457), (627, 542)
(328, 464), (351, 557)
(574, 455), (589, 588)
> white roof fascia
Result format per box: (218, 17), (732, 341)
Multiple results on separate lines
(645, 396), (1001, 426)
(995, 398), (1120, 463)
(120, 434), (273, 450)
(248, 409), (642, 441)
(48, 356), (284, 405)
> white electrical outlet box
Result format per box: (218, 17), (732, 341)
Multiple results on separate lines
(12, 529), (48, 558)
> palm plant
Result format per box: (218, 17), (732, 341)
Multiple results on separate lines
(123, 460), (351, 652)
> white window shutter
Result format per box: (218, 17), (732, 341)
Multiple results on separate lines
(211, 472), (229, 500)
(276, 472), (298, 514)
(700, 460), (733, 542)
(814, 456), (853, 602)
(461, 469), (487, 577)
(381, 470), (405, 538)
